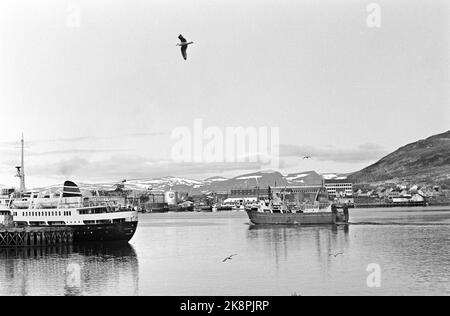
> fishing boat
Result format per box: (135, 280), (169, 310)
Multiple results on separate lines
(142, 202), (169, 213)
(194, 202), (213, 212)
(179, 201), (194, 212)
(215, 204), (233, 211)
(245, 186), (349, 225)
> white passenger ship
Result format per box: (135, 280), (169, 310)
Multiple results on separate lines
(7, 181), (138, 242)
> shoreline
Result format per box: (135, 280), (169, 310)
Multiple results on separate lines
(138, 205), (450, 219)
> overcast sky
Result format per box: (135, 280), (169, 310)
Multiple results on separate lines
(0, 0), (449, 188)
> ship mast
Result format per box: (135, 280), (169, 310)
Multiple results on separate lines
(16, 133), (26, 193)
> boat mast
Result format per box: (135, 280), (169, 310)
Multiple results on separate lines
(16, 133), (26, 193)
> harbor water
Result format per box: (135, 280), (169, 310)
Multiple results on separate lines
(0, 207), (449, 296)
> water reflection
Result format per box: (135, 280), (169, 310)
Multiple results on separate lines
(246, 225), (350, 275)
(2, 210), (449, 296)
(0, 243), (139, 296)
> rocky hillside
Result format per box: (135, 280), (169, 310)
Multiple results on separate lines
(349, 130), (450, 187)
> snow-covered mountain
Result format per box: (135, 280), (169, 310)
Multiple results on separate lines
(202, 171), (289, 193)
(284, 171), (324, 185)
(322, 173), (349, 180)
(31, 170), (340, 195)
(203, 176), (230, 184)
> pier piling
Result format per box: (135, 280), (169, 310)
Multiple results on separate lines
(0, 227), (73, 247)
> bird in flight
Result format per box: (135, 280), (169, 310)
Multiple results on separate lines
(329, 252), (343, 257)
(177, 34), (194, 60)
(222, 254), (237, 262)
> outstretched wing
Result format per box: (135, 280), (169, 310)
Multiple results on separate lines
(181, 45), (187, 60)
(178, 34), (187, 43)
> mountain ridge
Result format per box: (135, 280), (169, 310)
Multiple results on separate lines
(349, 130), (450, 187)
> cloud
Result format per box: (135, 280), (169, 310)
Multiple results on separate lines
(0, 141), (21, 147)
(27, 154), (264, 183)
(0, 132), (166, 147)
(4, 142), (388, 185)
(50, 132), (166, 142)
(168, 161), (263, 176)
(124, 132), (166, 138)
(279, 143), (388, 163)
(56, 157), (90, 176)
(0, 148), (20, 157)
(28, 149), (126, 156)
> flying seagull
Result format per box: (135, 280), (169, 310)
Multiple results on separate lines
(329, 252), (343, 257)
(222, 254), (237, 262)
(177, 34), (194, 60)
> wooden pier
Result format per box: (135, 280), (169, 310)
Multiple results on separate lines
(0, 226), (73, 247)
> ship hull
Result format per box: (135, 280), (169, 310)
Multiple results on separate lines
(69, 221), (138, 243)
(148, 208), (168, 213)
(142, 202), (168, 213)
(246, 210), (347, 225)
(194, 206), (213, 212)
(216, 206), (233, 211)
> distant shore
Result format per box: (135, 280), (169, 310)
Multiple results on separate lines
(139, 205), (450, 219)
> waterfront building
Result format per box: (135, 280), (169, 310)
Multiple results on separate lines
(324, 179), (353, 197)
(230, 187), (270, 199)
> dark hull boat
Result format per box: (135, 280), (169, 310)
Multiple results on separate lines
(245, 185), (349, 226)
(194, 204), (213, 212)
(246, 201), (349, 225)
(143, 202), (168, 213)
(70, 221), (138, 242)
(246, 208), (348, 225)
(216, 205), (233, 211)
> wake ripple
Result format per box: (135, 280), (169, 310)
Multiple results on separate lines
(348, 221), (450, 226)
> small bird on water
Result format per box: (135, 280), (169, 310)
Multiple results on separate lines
(177, 34), (194, 60)
(222, 254), (237, 262)
(302, 155), (311, 159)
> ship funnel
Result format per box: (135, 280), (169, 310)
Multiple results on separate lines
(62, 181), (82, 197)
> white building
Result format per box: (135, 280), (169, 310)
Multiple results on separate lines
(324, 179), (353, 197)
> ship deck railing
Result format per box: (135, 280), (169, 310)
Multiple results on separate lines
(14, 200), (133, 210)
(58, 201), (123, 208)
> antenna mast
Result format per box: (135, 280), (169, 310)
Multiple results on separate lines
(16, 133), (26, 193)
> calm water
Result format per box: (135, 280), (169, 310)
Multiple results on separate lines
(1, 207), (449, 296)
